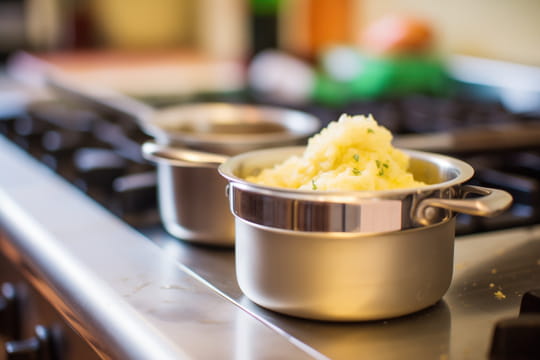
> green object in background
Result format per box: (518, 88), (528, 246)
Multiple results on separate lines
(250, 0), (280, 14)
(386, 56), (452, 96)
(312, 53), (453, 106)
(349, 57), (396, 99)
(312, 74), (355, 107)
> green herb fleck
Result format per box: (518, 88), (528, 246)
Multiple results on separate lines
(353, 153), (359, 162)
(383, 162), (389, 168)
(352, 168), (361, 176)
(367, 128), (375, 134)
(376, 160), (381, 168)
(378, 169), (384, 176)
(311, 179), (318, 190)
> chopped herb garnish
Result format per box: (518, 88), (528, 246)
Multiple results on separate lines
(375, 160), (381, 168)
(353, 153), (359, 162)
(352, 168), (361, 176)
(311, 179), (318, 190)
(378, 169), (384, 176)
(383, 162), (389, 168)
(367, 128), (375, 134)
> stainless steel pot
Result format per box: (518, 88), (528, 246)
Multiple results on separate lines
(143, 143), (232, 245)
(142, 106), (320, 246)
(218, 146), (513, 320)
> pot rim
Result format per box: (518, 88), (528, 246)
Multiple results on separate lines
(141, 103), (321, 147)
(218, 146), (475, 200)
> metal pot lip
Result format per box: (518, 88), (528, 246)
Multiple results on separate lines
(218, 146), (475, 200)
(140, 102), (321, 147)
(236, 214), (456, 238)
(142, 141), (229, 169)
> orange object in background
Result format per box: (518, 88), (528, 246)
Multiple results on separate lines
(306, 0), (354, 57)
(361, 14), (434, 55)
(279, 0), (357, 60)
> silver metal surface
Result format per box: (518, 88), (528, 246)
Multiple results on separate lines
(159, 159), (233, 245)
(145, 103), (320, 155)
(142, 141), (229, 168)
(0, 136), (319, 360)
(234, 217), (456, 321)
(415, 184), (513, 226)
(142, 141), (234, 245)
(219, 146), (511, 232)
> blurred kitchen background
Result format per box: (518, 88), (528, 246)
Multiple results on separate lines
(2, 3), (540, 360)
(1, 0), (539, 63)
(1, 0), (540, 112)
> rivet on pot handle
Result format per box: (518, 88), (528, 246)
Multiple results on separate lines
(414, 185), (513, 226)
(142, 141), (229, 168)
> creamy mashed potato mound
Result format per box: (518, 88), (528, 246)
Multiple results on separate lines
(247, 114), (426, 191)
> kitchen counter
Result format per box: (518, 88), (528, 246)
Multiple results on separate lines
(0, 135), (318, 359)
(1, 130), (540, 359)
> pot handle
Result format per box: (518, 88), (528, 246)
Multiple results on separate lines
(142, 141), (229, 168)
(414, 185), (513, 226)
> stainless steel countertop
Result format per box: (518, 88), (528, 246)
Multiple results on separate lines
(2, 134), (540, 360)
(146, 218), (540, 360)
(0, 136), (319, 360)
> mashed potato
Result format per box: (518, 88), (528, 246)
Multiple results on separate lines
(246, 114), (426, 191)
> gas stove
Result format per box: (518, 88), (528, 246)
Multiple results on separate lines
(3, 89), (539, 236)
(1, 67), (539, 359)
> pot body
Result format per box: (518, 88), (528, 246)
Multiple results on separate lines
(157, 161), (234, 246)
(235, 217), (456, 321)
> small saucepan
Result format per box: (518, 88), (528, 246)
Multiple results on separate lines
(141, 104), (320, 246)
(218, 146), (513, 320)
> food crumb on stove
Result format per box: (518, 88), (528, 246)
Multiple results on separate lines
(490, 268), (497, 274)
(489, 283), (495, 288)
(494, 290), (506, 300)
